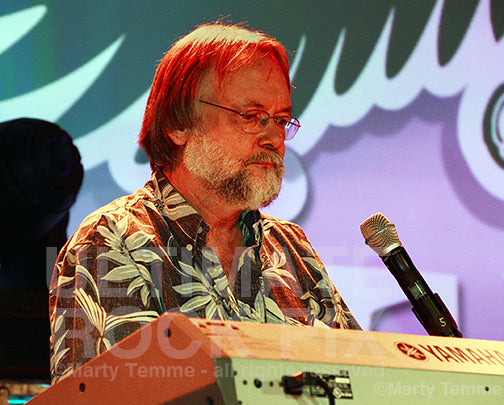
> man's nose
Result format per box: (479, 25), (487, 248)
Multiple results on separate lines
(257, 121), (286, 152)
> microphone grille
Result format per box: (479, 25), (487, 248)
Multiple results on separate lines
(360, 213), (402, 256)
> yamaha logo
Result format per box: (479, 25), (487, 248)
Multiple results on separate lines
(395, 342), (428, 361)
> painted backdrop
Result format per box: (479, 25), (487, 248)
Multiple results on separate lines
(1, 0), (503, 341)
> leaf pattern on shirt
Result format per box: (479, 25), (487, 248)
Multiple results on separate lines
(155, 177), (198, 221)
(174, 261), (227, 319)
(262, 251), (297, 288)
(97, 215), (163, 307)
(50, 308), (72, 380)
(234, 286), (302, 325)
(49, 169), (360, 384)
(172, 247), (242, 320)
(74, 287), (158, 351)
(301, 256), (350, 328)
(51, 287), (159, 381)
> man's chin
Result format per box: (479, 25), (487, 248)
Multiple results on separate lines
(245, 180), (282, 210)
(215, 169), (283, 211)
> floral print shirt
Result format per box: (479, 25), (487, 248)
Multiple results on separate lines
(49, 169), (360, 383)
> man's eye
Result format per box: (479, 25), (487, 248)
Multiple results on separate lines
(242, 113), (258, 121)
(276, 117), (289, 127)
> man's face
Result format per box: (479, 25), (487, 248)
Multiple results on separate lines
(183, 55), (290, 210)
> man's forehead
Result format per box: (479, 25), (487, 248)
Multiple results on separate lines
(200, 58), (291, 101)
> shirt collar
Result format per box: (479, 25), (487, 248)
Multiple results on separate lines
(147, 168), (264, 249)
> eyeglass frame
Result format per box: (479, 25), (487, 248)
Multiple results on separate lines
(199, 99), (300, 140)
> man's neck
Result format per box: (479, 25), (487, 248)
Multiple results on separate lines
(162, 166), (245, 278)
(162, 165), (243, 230)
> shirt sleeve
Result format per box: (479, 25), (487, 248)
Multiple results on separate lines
(261, 215), (362, 330)
(49, 214), (161, 383)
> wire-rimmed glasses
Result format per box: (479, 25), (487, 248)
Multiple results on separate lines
(199, 99), (300, 140)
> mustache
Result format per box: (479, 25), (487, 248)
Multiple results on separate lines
(245, 151), (284, 166)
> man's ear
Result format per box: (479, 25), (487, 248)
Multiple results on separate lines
(168, 129), (188, 146)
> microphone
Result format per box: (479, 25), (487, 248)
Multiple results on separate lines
(360, 213), (462, 338)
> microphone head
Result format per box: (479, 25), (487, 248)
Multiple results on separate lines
(360, 213), (402, 256)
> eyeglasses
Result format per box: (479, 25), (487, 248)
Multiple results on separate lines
(199, 99), (300, 140)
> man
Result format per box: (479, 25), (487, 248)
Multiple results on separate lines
(49, 22), (360, 383)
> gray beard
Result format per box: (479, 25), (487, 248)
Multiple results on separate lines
(183, 136), (284, 210)
(216, 157), (284, 209)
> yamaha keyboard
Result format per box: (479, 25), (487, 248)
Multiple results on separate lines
(28, 313), (504, 404)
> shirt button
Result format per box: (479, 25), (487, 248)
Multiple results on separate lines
(186, 244), (193, 251)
